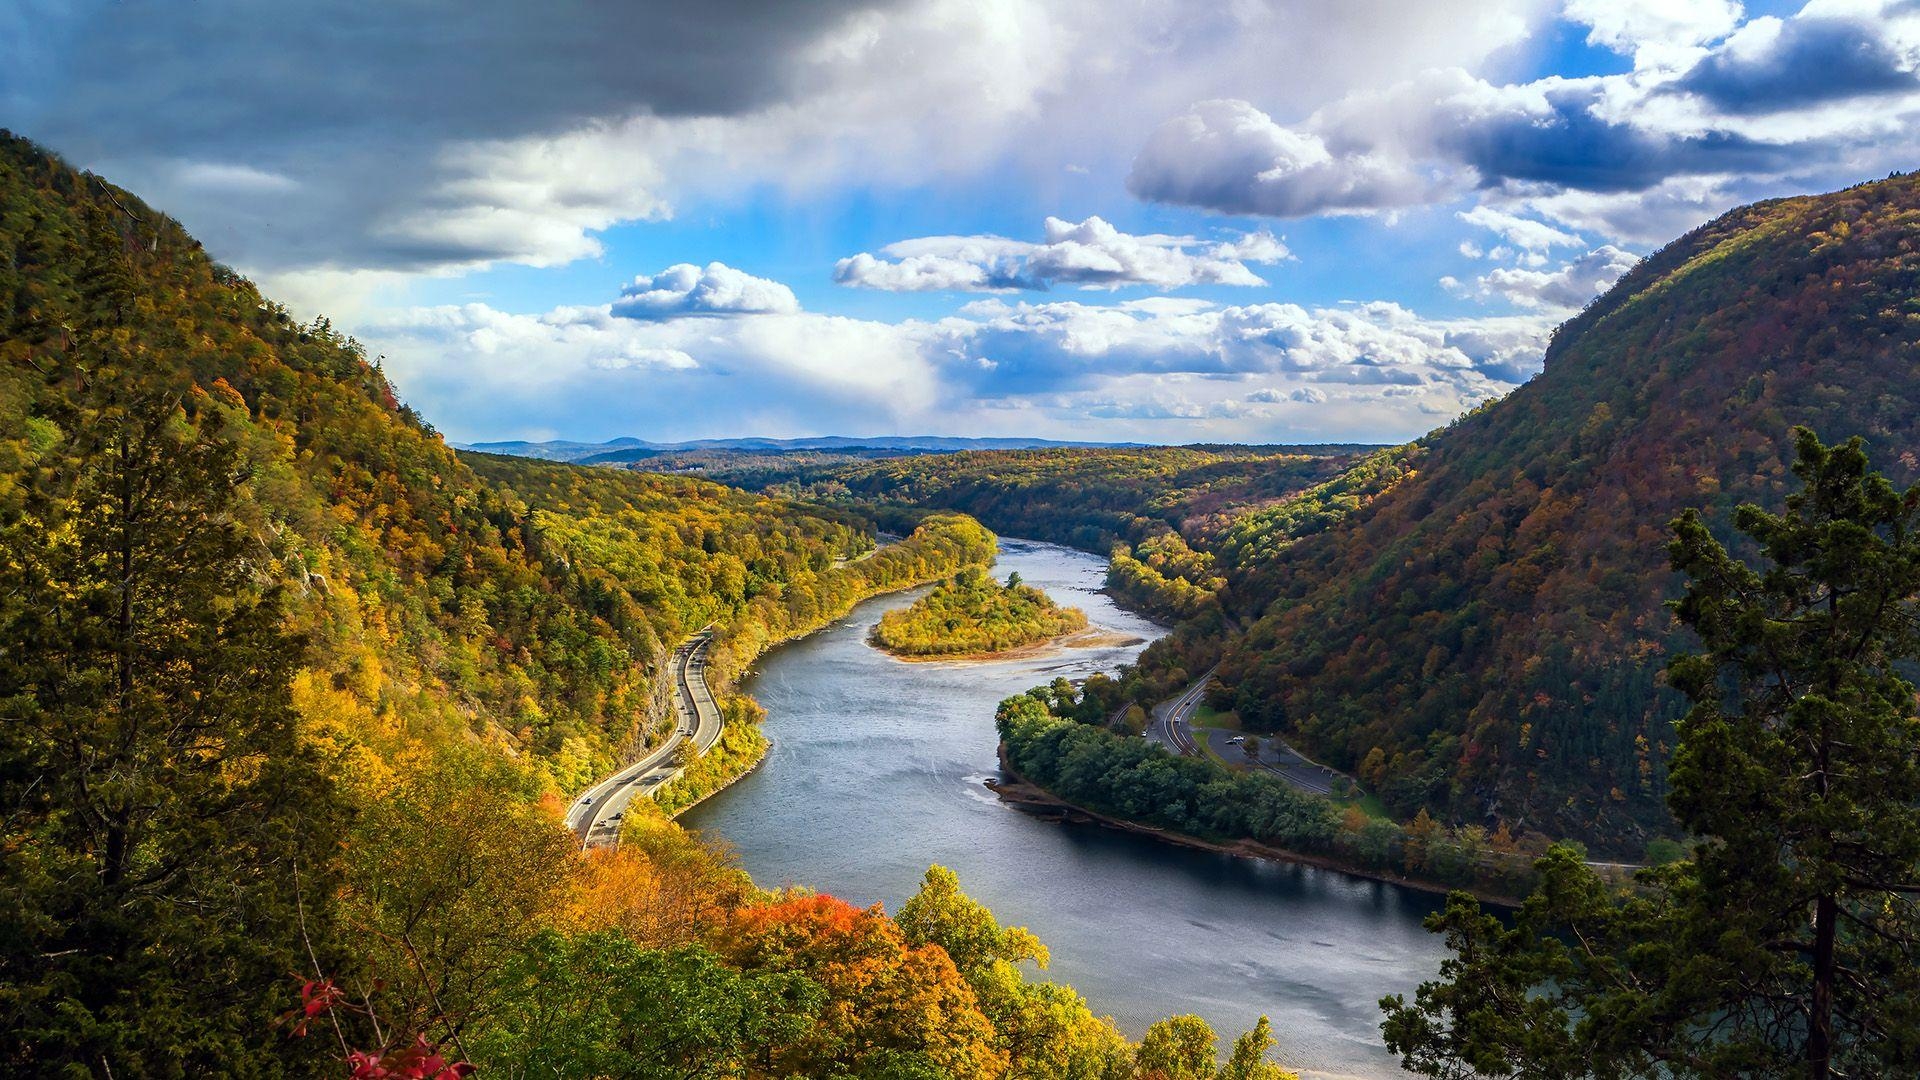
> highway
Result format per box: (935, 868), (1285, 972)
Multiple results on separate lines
(1147, 669), (1212, 756)
(1146, 667), (1346, 797)
(565, 630), (723, 847)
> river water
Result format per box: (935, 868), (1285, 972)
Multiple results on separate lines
(682, 538), (1446, 1079)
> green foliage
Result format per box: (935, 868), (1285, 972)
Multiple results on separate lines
(652, 695), (771, 817)
(873, 569), (1088, 657)
(898, 865), (1049, 974)
(0, 198), (345, 1074)
(997, 688), (1550, 896)
(1381, 429), (1920, 1078)
(472, 932), (823, 1079)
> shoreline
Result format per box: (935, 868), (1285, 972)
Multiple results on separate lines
(872, 624), (1145, 665)
(988, 749), (1525, 907)
(661, 739), (769, 821)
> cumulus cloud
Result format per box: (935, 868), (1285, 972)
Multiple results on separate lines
(1456, 206), (1585, 260)
(1446, 246), (1639, 311)
(10, 0), (1547, 280)
(611, 262), (800, 320)
(1563, 0), (1743, 64)
(835, 215), (1288, 293)
(1127, 99), (1444, 217)
(358, 276), (1551, 444)
(1671, 11), (1920, 114)
(1128, 2), (1920, 238)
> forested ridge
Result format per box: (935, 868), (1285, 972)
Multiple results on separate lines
(690, 444), (1375, 623)
(0, 132), (1301, 1076)
(1213, 173), (1920, 849)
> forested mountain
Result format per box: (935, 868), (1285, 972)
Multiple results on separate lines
(0, 127), (1003, 794)
(1213, 173), (1920, 848)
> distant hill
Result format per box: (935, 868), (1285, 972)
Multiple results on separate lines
(1208, 172), (1920, 849)
(461, 434), (1138, 463)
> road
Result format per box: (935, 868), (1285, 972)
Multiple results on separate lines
(565, 630), (723, 847)
(1147, 669), (1212, 756)
(1146, 668), (1346, 797)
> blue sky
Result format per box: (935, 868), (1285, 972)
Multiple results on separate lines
(9, 0), (1913, 444)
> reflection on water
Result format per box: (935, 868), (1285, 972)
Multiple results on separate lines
(682, 538), (1445, 1079)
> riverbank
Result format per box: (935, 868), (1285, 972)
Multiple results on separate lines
(876, 623), (1144, 665)
(656, 737), (768, 824)
(989, 750), (1528, 907)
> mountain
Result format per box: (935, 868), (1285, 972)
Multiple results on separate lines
(0, 130), (974, 792)
(461, 433), (1138, 463)
(1207, 172), (1920, 849)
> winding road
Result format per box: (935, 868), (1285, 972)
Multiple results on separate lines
(1147, 668), (1347, 797)
(565, 630), (723, 847)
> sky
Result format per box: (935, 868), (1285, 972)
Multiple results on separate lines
(7, 0), (1918, 445)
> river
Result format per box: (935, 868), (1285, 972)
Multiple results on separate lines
(682, 538), (1447, 1079)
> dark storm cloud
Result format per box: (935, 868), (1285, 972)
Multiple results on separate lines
(1672, 16), (1918, 115)
(1441, 84), (1793, 193)
(6, 0), (897, 272)
(22, 1), (894, 149)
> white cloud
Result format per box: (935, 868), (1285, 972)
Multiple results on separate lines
(1456, 206), (1585, 260)
(1563, 0), (1744, 68)
(835, 215), (1289, 293)
(168, 160), (299, 193)
(1446, 245), (1639, 311)
(359, 274), (1552, 445)
(1127, 98), (1448, 218)
(18, 0), (1549, 280)
(611, 262), (800, 320)
(1127, 1), (1920, 243)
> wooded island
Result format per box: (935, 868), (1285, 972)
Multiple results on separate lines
(872, 568), (1089, 658)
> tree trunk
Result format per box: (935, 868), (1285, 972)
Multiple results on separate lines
(1809, 891), (1836, 1079)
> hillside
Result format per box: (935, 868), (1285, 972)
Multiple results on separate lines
(1210, 173), (1920, 849)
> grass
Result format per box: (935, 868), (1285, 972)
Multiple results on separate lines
(1347, 793), (1393, 820)
(1191, 704), (1241, 730)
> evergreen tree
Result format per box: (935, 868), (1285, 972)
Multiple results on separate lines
(1381, 428), (1920, 1078)
(0, 204), (344, 1073)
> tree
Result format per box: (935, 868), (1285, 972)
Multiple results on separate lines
(470, 932), (821, 1078)
(1136, 1015), (1216, 1080)
(0, 212), (344, 1071)
(1217, 1016), (1298, 1080)
(897, 864), (1047, 976)
(1381, 428), (1920, 1078)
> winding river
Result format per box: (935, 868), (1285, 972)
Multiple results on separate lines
(682, 539), (1447, 1079)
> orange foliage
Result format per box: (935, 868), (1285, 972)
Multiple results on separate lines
(721, 893), (1008, 1079)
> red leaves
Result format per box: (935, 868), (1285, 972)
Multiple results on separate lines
(347, 1035), (474, 1079)
(281, 977), (472, 1079)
